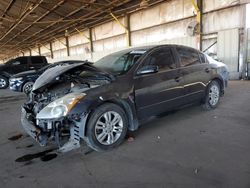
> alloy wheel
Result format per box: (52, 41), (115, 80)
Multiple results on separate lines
(209, 85), (220, 106)
(0, 78), (7, 88)
(95, 111), (123, 145)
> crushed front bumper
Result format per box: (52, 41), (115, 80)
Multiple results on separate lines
(21, 106), (82, 152)
(21, 106), (41, 141)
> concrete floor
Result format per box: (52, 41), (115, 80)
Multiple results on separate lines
(0, 81), (250, 188)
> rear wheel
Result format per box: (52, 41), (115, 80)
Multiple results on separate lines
(86, 103), (128, 152)
(22, 81), (34, 94)
(203, 80), (221, 110)
(0, 76), (8, 89)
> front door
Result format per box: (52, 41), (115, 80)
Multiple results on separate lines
(134, 47), (185, 120)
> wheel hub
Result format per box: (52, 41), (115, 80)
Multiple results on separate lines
(95, 111), (123, 145)
(0, 78), (6, 88)
(209, 85), (219, 106)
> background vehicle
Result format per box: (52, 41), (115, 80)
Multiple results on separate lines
(9, 60), (85, 94)
(0, 56), (48, 89)
(21, 45), (228, 153)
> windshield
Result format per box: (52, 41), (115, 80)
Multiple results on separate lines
(94, 49), (146, 75)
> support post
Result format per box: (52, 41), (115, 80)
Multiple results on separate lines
(49, 42), (54, 59)
(191, 0), (203, 51)
(38, 46), (41, 55)
(89, 28), (94, 53)
(65, 36), (70, 56)
(110, 12), (131, 47)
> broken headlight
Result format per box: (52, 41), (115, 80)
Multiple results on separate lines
(36, 93), (86, 119)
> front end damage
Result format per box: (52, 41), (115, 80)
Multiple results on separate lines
(20, 62), (112, 152)
(21, 105), (88, 152)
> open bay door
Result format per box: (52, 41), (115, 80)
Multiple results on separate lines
(217, 28), (240, 79)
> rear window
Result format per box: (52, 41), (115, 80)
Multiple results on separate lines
(30, 56), (45, 64)
(176, 47), (201, 67)
(15, 57), (28, 65)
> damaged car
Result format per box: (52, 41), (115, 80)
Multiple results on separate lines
(21, 45), (228, 152)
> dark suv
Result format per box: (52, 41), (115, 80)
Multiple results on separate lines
(0, 56), (48, 89)
(21, 45), (228, 153)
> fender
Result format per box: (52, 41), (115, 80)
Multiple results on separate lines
(68, 94), (139, 138)
(0, 71), (11, 78)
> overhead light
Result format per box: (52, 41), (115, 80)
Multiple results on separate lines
(65, 30), (69, 37)
(140, 0), (149, 9)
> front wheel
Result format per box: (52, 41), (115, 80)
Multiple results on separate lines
(0, 76), (8, 89)
(22, 81), (34, 94)
(86, 103), (128, 152)
(202, 80), (221, 110)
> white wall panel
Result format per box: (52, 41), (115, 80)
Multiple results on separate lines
(31, 49), (39, 56)
(130, 0), (194, 31)
(92, 18), (125, 41)
(131, 17), (195, 46)
(69, 31), (89, 46)
(93, 35), (126, 52)
(217, 28), (239, 79)
(203, 6), (244, 34)
(52, 38), (66, 51)
(40, 44), (50, 54)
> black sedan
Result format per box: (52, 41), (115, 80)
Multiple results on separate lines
(9, 60), (84, 94)
(21, 45), (228, 152)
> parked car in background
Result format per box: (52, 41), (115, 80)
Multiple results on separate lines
(21, 45), (228, 153)
(9, 60), (85, 94)
(0, 56), (48, 89)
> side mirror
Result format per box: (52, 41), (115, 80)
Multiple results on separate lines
(12, 61), (21, 65)
(137, 65), (158, 75)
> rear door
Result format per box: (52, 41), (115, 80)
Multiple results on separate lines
(134, 46), (185, 119)
(11, 57), (28, 74)
(29, 56), (46, 70)
(175, 47), (211, 103)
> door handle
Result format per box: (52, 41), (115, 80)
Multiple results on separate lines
(30, 66), (35, 69)
(205, 68), (210, 73)
(175, 76), (182, 82)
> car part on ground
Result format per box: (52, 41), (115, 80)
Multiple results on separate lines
(21, 45), (228, 153)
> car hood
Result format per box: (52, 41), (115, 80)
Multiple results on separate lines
(11, 70), (37, 78)
(32, 62), (112, 92)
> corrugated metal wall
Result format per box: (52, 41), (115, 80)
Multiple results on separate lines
(217, 29), (240, 79)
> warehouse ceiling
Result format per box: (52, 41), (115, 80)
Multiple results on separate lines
(0, 0), (164, 60)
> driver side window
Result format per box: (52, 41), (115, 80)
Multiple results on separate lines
(143, 48), (176, 71)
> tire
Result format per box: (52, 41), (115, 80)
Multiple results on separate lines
(202, 80), (221, 110)
(86, 103), (128, 152)
(22, 81), (34, 94)
(0, 76), (9, 89)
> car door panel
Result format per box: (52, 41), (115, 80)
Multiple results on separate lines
(134, 47), (185, 120)
(175, 47), (210, 103)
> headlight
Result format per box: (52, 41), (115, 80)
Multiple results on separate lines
(10, 77), (23, 82)
(36, 93), (86, 119)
